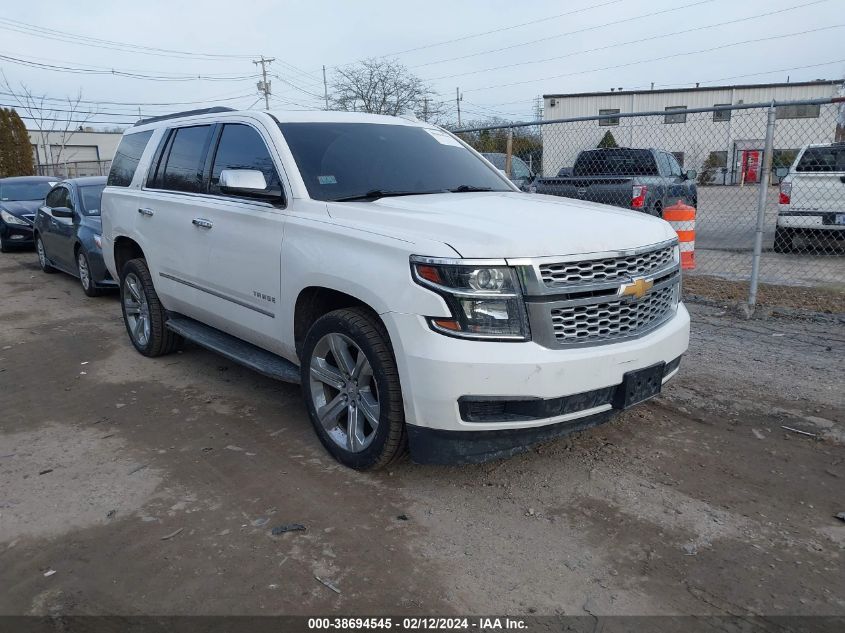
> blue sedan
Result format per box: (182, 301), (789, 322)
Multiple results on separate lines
(33, 176), (116, 297)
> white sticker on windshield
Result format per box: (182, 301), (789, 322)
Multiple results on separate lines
(423, 128), (463, 147)
(318, 175), (337, 185)
(48, 181), (58, 186)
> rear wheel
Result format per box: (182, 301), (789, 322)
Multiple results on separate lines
(36, 235), (56, 273)
(773, 227), (795, 253)
(77, 249), (102, 297)
(301, 307), (406, 470)
(120, 258), (182, 356)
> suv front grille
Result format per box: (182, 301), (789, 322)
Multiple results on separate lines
(550, 285), (676, 344)
(539, 245), (674, 287)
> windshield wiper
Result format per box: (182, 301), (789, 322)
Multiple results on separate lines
(447, 185), (494, 193)
(332, 189), (439, 202)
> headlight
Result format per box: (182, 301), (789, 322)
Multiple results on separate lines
(93, 234), (102, 249)
(410, 256), (530, 340)
(0, 209), (28, 226)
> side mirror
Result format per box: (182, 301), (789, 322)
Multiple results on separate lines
(775, 167), (789, 178)
(684, 169), (697, 181)
(51, 206), (73, 219)
(219, 169), (283, 203)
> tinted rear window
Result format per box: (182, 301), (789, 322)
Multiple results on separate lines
(573, 150), (658, 176)
(796, 146), (845, 172)
(107, 131), (153, 187)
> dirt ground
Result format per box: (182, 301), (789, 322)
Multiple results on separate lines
(0, 250), (843, 616)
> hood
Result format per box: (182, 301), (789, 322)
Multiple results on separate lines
(326, 191), (677, 258)
(0, 200), (41, 218)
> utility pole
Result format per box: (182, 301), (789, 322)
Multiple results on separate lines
(322, 65), (329, 110)
(533, 95), (543, 121)
(253, 56), (274, 110)
(456, 87), (463, 127)
(423, 97), (429, 122)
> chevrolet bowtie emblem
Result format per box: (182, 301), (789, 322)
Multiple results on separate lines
(619, 277), (653, 300)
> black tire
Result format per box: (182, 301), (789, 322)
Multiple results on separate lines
(300, 307), (407, 470)
(120, 258), (182, 357)
(0, 235), (11, 253)
(773, 227), (794, 254)
(35, 235), (56, 273)
(76, 249), (102, 297)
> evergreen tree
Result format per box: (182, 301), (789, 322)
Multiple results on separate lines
(597, 130), (618, 149)
(0, 108), (35, 176)
(9, 109), (34, 176)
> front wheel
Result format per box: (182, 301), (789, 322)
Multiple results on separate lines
(77, 250), (102, 297)
(120, 258), (182, 357)
(300, 307), (407, 470)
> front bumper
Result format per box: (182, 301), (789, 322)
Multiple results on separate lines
(383, 302), (690, 440)
(0, 220), (34, 245)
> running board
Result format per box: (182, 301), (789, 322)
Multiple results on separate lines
(165, 316), (300, 384)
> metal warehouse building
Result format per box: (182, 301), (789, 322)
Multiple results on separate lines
(541, 80), (843, 183)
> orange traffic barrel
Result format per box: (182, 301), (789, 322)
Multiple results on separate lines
(664, 201), (696, 270)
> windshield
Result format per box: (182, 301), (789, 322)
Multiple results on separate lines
(796, 146), (845, 172)
(277, 122), (511, 201)
(573, 149), (658, 177)
(0, 181), (55, 201)
(79, 184), (106, 215)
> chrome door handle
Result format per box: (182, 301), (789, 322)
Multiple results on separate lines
(138, 207), (154, 216)
(192, 218), (213, 229)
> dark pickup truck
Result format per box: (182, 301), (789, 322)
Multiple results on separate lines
(532, 148), (697, 217)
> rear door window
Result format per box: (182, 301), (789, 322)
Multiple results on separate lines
(796, 146), (845, 172)
(156, 125), (213, 193)
(209, 124), (281, 196)
(107, 131), (153, 187)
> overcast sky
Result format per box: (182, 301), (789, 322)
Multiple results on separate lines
(1, 0), (842, 128)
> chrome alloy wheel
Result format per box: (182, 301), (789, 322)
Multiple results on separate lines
(123, 272), (151, 348)
(309, 332), (380, 453)
(36, 238), (47, 268)
(77, 252), (91, 290)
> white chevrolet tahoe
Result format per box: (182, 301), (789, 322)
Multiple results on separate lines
(776, 142), (845, 252)
(101, 107), (690, 470)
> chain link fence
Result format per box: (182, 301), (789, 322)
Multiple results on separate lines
(455, 98), (845, 315)
(35, 160), (111, 179)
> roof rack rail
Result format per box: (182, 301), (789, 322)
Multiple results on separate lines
(133, 106), (236, 127)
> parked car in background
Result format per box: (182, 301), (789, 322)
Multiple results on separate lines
(531, 148), (697, 217)
(33, 176), (114, 296)
(0, 176), (58, 252)
(101, 108), (688, 470)
(481, 152), (535, 190)
(775, 142), (845, 253)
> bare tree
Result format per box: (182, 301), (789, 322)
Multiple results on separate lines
(330, 58), (449, 124)
(1, 73), (96, 172)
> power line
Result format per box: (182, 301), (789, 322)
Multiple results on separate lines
(424, 0), (830, 82)
(0, 89), (257, 109)
(0, 17), (256, 60)
(410, 0), (717, 70)
(462, 24), (845, 93)
(381, 0), (624, 58)
(0, 53), (260, 81)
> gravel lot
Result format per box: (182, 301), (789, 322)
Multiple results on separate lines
(0, 251), (843, 616)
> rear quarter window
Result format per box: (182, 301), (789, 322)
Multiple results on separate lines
(796, 147), (845, 172)
(107, 131), (154, 187)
